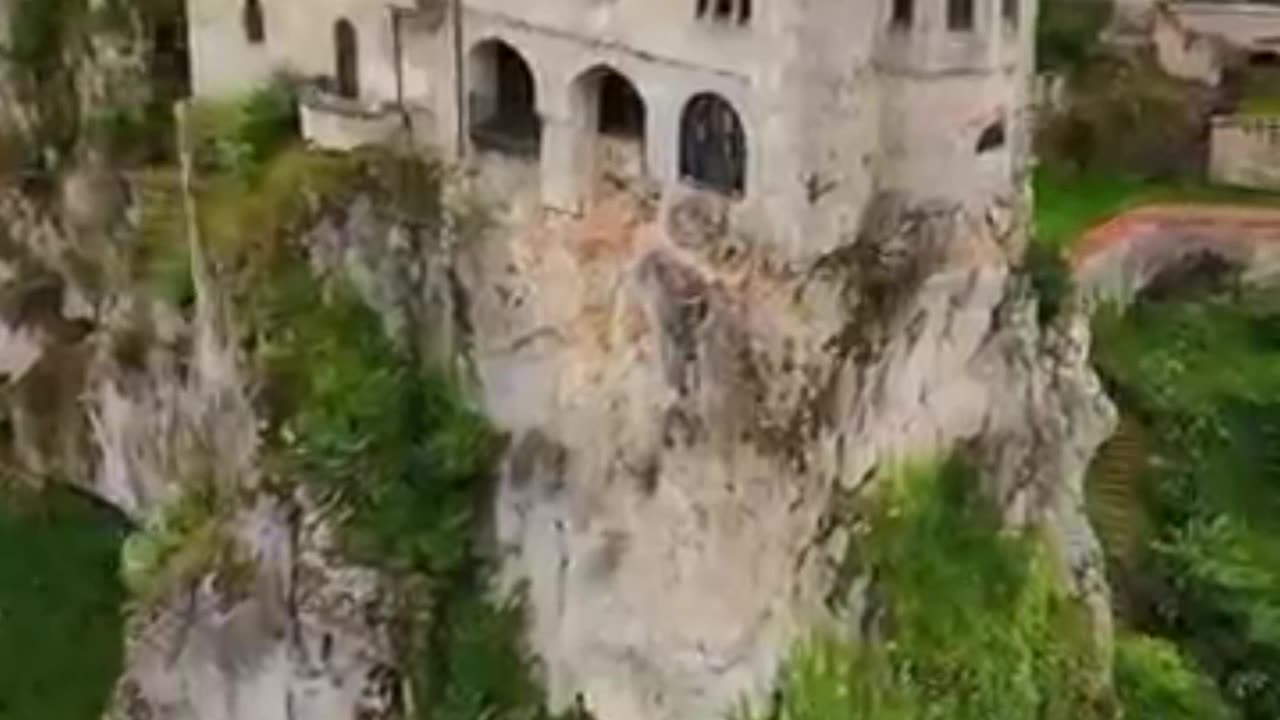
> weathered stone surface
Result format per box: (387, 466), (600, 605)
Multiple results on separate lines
(298, 179), (1117, 720)
(0, 182), (401, 720)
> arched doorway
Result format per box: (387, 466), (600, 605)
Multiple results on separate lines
(679, 93), (746, 196)
(468, 39), (540, 156)
(571, 65), (646, 191)
(334, 19), (359, 99)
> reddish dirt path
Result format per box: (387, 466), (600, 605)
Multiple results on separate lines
(1070, 204), (1280, 268)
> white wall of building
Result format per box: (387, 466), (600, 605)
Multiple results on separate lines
(186, 0), (1032, 262)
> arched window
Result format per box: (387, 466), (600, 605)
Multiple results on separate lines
(243, 0), (265, 44)
(468, 39), (541, 156)
(679, 93), (746, 196)
(334, 19), (359, 99)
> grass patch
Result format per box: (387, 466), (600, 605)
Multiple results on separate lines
(0, 484), (128, 720)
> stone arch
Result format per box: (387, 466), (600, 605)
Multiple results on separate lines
(468, 38), (541, 156)
(568, 64), (648, 193)
(572, 65), (646, 139)
(243, 0), (265, 44)
(679, 92), (747, 196)
(334, 18), (359, 99)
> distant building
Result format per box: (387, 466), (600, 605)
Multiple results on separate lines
(186, 0), (1036, 258)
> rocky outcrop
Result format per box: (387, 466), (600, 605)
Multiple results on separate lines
(304, 178), (1117, 720)
(0, 176), (402, 720)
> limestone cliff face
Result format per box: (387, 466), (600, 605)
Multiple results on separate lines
(0, 157), (1115, 719)
(309, 177), (1117, 720)
(0, 182), (402, 720)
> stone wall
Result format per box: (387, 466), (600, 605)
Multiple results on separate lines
(1168, 2), (1280, 53)
(1210, 114), (1280, 190)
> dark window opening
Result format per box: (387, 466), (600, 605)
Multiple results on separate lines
(679, 93), (747, 196)
(1249, 51), (1280, 67)
(469, 40), (541, 156)
(697, 0), (749, 24)
(891, 0), (914, 28)
(243, 0), (265, 44)
(947, 0), (975, 30)
(976, 119), (1007, 153)
(1001, 0), (1019, 27)
(151, 12), (191, 100)
(334, 19), (359, 99)
(598, 71), (645, 138)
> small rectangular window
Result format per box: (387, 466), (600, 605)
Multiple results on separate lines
(714, 0), (733, 19)
(739, 0), (751, 24)
(947, 0), (975, 30)
(1002, 0), (1019, 27)
(696, 0), (709, 18)
(891, 0), (913, 28)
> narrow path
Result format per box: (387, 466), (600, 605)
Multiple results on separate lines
(1070, 204), (1280, 295)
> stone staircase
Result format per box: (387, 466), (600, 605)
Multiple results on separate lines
(1086, 413), (1151, 572)
(133, 170), (186, 253)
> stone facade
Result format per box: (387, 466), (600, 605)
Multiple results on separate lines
(187, 0), (1036, 262)
(1210, 114), (1280, 190)
(1166, 1), (1280, 57)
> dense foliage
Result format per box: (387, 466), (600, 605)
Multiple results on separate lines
(1092, 289), (1280, 719)
(761, 459), (1110, 720)
(1036, 0), (1111, 73)
(0, 485), (127, 720)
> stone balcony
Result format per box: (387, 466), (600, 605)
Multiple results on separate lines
(298, 81), (407, 152)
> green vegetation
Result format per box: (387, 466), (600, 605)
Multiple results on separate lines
(254, 255), (559, 720)
(1091, 290), (1280, 719)
(190, 78), (302, 181)
(1, 0), (89, 161)
(760, 459), (1110, 720)
(1036, 0), (1111, 73)
(0, 484), (128, 720)
(1114, 633), (1234, 720)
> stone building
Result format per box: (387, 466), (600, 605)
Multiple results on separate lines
(186, 0), (1035, 259)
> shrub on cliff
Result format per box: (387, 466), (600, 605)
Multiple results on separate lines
(761, 459), (1110, 720)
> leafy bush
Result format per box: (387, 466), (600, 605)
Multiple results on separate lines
(1093, 291), (1280, 719)
(762, 458), (1109, 720)
(1115, 633), (1234, 720)
(1037, 0), (1111, 73)
(255, 264), (564, 719)
(1024, 240), (1072, 326)
(191, 78), (300, 180)
(1036, 55), (1212, 180)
